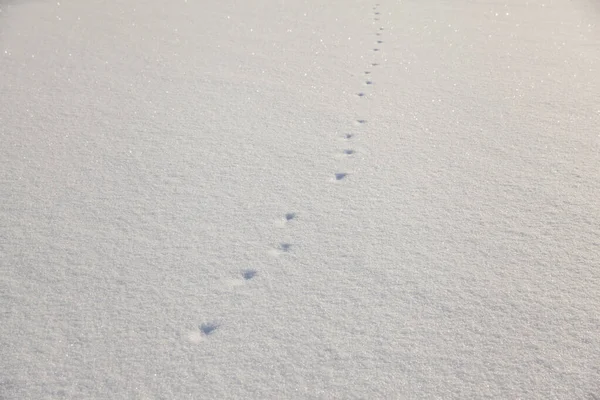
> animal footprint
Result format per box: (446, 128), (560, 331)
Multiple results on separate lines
(241, 269), (257, 280)
(199, 322), (219, 335)
(285, 212), (296, 221)
(343, 149), (355, 155)
(366, 80), (373, 85)
(279, 243), (292, 252)
(357, 92), (366, 97)
(335, 173), (348, 181)
(344, 133), (353, 140)
(356, 119), (367, 124)
(269, 242), (292, 256)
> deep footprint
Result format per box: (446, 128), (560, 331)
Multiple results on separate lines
(335, 173), (348, 180)
(344, 149), (355, 155)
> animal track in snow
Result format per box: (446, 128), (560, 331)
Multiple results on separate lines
(335, 173), (348, 181)
(199, 322), (219, 335)
(265, 242), (291, 257)
(357, 92), (366, 97)
(285, 212), (296, 221)
(344, 133), (354, 139)
(356, 119), (367, 124)
(273, 242), (292, 253)
(343, 149), (355, 155)
(241, 269), (258, 280)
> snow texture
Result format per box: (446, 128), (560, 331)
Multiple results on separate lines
(1, 0), (600, 398)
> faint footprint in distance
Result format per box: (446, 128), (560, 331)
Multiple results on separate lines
(269, 242), (292, 256)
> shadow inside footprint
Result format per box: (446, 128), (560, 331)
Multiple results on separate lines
(335, 173), (348, 180)
(280, 243), (292, 252)
(357, 92), (365, 97)
(200, 322), (219, 335)
(356, 119), (367, 124)
(345, 133), (353, 139)
(285, 212), (296, 221)
(242, 269), (257, 280)
(344, 149), (355, 155)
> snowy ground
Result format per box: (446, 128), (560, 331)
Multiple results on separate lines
(2, 0), (600, 398)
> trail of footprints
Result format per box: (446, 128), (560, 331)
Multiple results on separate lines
(197, 3), (385, 339)
(344, 3), (384, 181)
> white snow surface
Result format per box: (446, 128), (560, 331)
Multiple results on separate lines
(2, 0), (600, 398)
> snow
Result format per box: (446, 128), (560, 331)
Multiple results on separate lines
(1, 0), (600, 398)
